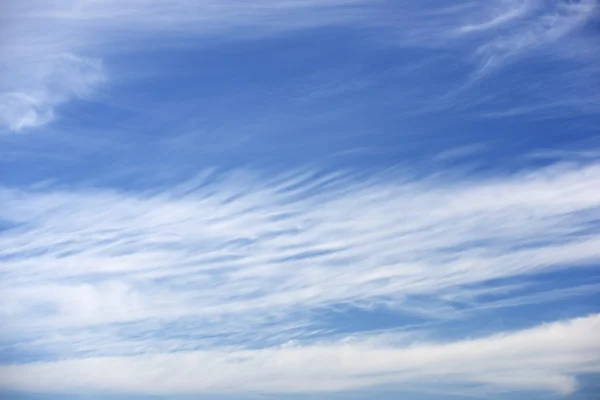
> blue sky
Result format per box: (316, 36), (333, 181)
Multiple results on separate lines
(1, 0), (600, 399)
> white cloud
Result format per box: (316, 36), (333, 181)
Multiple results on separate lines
(1, 0), (596, 131)
(398, 0), (597, 68)
(0, 54), (105, 131)
(469, 0), (597, 75)
(0, 93), (55, 132)
(0, 314), (598, 395)
(1, 5), (600, 395)
(456, 0), (532, 34)
(0, 160), (600, 368)
(0, 0), (369, 132)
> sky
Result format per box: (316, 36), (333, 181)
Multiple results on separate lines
(0, 0), (600, 399)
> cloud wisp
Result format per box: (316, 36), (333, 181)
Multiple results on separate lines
(0, 54), (105, 132)
(0, 314), (598, 396)
(396, 0), (598, 72)
(1, 0), (597, 133)
(1, 159), (600, 395)
(0, 0), (371, 133)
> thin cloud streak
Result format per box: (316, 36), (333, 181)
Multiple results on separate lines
(0, 54), (105, 131)
(470, 0), (597, 76)
(379, 0), (599, 117)
(1, 160), (600, 358)
(1, 314), (599, 395)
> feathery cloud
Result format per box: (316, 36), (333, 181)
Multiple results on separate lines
(1, 159), (600, 395)
(0, 0), (370, 132)
(1, 314), (598, 395)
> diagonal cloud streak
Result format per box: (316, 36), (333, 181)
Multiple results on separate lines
(0, 314), (599, 395)
(1, 160), (600, 384)
(2, 162), (600, 325)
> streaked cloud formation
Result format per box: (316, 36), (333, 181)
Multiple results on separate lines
(2, 159), (600, 395)
(2, 314), (599, 395)
(0, 1), (599, 399)
(0, 54), (104, 131)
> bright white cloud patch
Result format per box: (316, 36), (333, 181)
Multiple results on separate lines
(1, 160), (600, 395)
(0, 314), (598, 395)
(0, 54), (104, 131)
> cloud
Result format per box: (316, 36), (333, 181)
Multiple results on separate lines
(0, 0), (370, 132)
(0, 54), (105, 132)
(1, 4), (600, 396)
(1, 158), (600, 397)
(0, 314), (598, 396)
(376, 0), (599, 117)
(468, 0), (598, 75)
(1, 0), (597, 132)
(2, 161), (600, 328)
(396, 0), (597, 70)
(456, 0), (532, 34)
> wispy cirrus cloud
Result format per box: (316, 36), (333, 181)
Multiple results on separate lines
(1, 314), (599, 396)
(392, 0), (597, 72)
(1, 2), (599, 399)
(1, 159), (600, 395)
(466, 0), (597, 75)
(0, 0), (371, 133)
(0, 54), (105, 131)
(380, 0), (599, 117)
(1, 0), (597, 133)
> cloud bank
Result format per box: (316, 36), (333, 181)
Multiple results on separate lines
(1, 314), (598, 395)
(1, 159), (600, 396)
